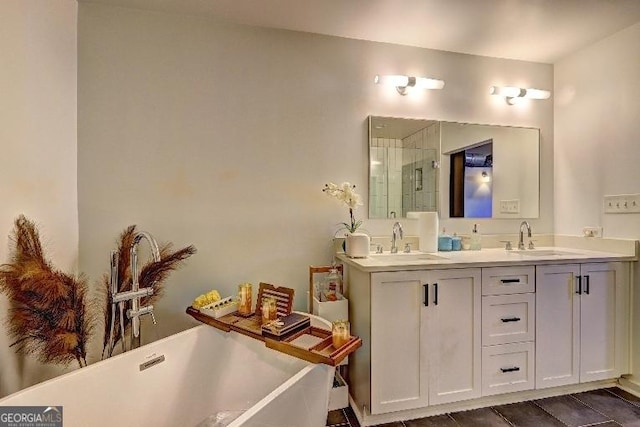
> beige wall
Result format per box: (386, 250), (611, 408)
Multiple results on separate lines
(77, 3), (553, 347)
(0, 0), (78, 397)
(554, 22), (640, 239)
(554, 22), (640, 385)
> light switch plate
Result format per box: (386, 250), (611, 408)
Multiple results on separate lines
(499, 199), (520, 214)
(604, 194), (640, 214)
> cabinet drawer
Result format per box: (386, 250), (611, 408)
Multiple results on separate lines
(482, 266), (535, 295)
(482, 293), (535, 346)
(482, 342), (535, 396)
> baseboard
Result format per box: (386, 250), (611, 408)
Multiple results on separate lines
(349, 380), (617, 426)
(618, 376), (640, 397)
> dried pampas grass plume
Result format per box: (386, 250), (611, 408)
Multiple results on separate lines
(0, 215), (93, 368)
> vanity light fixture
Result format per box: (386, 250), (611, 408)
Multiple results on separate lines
(481, 171), (491, 183)
(375, 74), (445, 95)
(490, 86), (551, 105)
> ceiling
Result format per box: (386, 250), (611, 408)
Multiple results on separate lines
(82, 0), (640, 64)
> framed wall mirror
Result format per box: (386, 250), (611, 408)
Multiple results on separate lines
(368, 116), (540, 219)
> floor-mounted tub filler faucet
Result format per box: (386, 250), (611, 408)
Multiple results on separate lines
(518, 221), (532, 250)
(391, 222), (403, 253)
(106, 231), (161, 355)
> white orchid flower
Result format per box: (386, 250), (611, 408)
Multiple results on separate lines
(322, 181), (363, 233)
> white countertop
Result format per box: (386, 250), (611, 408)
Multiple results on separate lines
(337, 246), (637, 272)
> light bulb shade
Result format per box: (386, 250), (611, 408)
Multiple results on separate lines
(374, 75), (410, 87)
(375, 74), (445, 94)
(414, 77), (445, 90)
(523, 88), (551, 100)
(490, 85), (551, 103)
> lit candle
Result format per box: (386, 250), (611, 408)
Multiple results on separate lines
(332, 320), (350, 349)
(262, 297), (277, 323)
(237, 283), (252, 315)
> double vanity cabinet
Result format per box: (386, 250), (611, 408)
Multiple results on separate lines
(339, 247), (634, 424)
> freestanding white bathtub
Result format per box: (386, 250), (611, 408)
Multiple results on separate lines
(0, 323), (335, 427)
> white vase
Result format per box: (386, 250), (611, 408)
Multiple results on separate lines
(345, 233), (370, 258)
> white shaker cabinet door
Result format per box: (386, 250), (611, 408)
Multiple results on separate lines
(579, 262), (629, 383)
(370, 271), (428, 414)
(427, 268), (482, 405)
(536, 264), (581, 389)
(536, 262), (630, 389)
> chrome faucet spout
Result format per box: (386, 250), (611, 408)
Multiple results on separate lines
(105, 231), (161, 357)
(518, 221), (532, 250)
(391, 222), (403, 253)
(129, 231), (161, 350)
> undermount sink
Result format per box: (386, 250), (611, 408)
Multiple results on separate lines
(510, 249), (577, 257)
(368, 252), (447, 261)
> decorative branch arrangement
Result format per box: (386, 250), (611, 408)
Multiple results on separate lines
(0, 215), (93, 368)
(101, 225), (196, 358)
(0, 216), (196, 367)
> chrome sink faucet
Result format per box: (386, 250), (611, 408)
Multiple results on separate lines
(391, 222), (403, 253)
(518, 221), (532, 250)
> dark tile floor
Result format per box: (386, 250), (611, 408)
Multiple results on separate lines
(326, 387), (640, 427)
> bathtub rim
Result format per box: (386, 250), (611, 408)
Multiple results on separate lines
(226, 363), (333, 427)
(1, 313), (334, 407)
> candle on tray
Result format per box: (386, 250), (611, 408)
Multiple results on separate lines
(261, 297), (277, 323)
(237, 283), (253, 315)
(332, 320), (350, 349)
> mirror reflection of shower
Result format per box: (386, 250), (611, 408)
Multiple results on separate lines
(369, 116), (540, 220)
(449, 141), (493, 218)
(369, 117), (439, 218)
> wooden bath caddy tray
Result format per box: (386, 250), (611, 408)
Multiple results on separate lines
(186, 283), (361, 366)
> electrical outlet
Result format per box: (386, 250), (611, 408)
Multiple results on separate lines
(582, 227), (603, 238)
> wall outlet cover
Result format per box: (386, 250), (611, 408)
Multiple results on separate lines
(582, 227), (603, 238)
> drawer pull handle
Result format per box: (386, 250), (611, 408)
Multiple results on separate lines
(501, 317), (521, 323)
(576, 275), (582, 295)
(500, 278), (521, 284)
(584, 275), (590, 295)
(433, 283), (438, 305)
(500, 366), (520, 373)
(423, 284), (428, 307)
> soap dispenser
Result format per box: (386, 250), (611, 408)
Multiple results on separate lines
(451, 233), (462, 251)
(470, 224), (482, 251)
(438, 228), (453, 252)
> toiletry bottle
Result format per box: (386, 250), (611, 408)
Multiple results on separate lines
(451, 233), (462, 251)
(323, 267), (343, 301)
(438, 228), (453, 252)
(470, 224), (482, 250)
